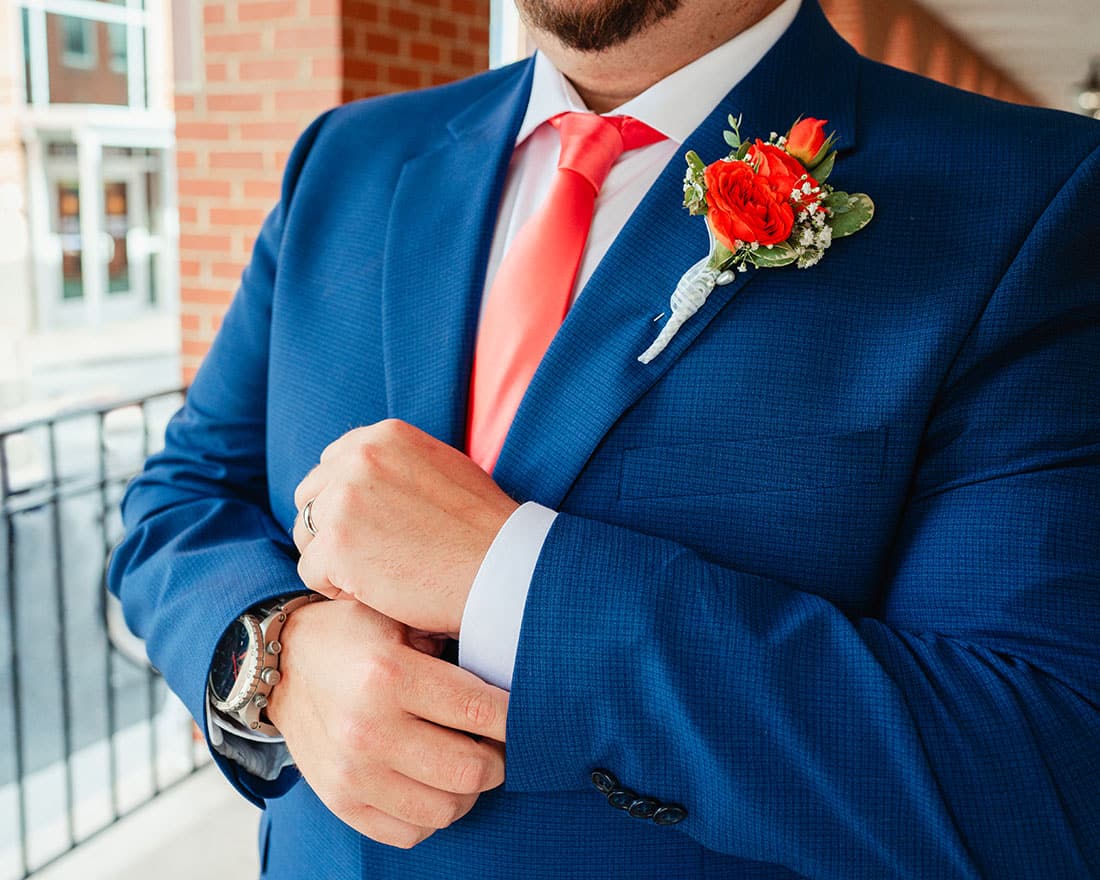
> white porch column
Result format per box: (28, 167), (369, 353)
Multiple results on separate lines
(76, 129), (104, 328)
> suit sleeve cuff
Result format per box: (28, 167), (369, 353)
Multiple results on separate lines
(458, 501), (558, 691)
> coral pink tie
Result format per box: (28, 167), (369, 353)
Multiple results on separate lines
(467, 112), (665, 472)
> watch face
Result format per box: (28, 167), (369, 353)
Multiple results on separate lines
(210, 619), (253, 703)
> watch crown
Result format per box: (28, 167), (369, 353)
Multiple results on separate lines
(253, 694), (268, 709)
(260, 668), (282, 686)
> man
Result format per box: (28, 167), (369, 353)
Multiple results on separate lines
(108, 0), (1100, 876)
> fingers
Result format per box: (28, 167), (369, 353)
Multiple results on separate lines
(341, 805), (435, 850)
(295, 530), (342, 600)
(293, 464), (323, 510)
(407, 629), (449, 656)
(362, 768), (481, 831)
(291, 500), (316, 555)
(389, 720), (506, 794)
(400, 649), (510, 743)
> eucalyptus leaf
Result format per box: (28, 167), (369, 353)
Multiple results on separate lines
(822, 190), (851, 211)
(723, 130), (740, 149)
(828, 194), (875, 238)
(808, 150), (836, 183)
(752, 244), (798, 268)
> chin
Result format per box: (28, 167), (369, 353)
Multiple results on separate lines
(517, 0), (682, 53)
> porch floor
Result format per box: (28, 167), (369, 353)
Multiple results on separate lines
(29, 765), (260, 880)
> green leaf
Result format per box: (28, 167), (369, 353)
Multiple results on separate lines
(724, 114), (743, 150)
(808, 150), (836, 183)
(822, 190), (851, 211)
(686, 150), (706, 174)
(751, 243), (798, 268)
(686, 201), (707, 216)
(805, 133), (838, 169)
(735, 141), (751, 162)
(708, 239), (736, 268)
(828, 193), (875, 238)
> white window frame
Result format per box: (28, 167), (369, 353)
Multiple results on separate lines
(490, 0), (531, 68)
(18, 0), (155, 113)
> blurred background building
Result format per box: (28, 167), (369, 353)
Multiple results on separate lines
(0, 1), (1096, 878)
(0, 0), (176, 414)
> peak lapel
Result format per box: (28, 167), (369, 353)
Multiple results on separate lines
(381, 62), (534, 448)
(493, 0), (861, 507)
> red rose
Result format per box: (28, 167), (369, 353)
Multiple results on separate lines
(745, 141), (817, 205)
(785, 117), (828, 165)
(703, 159), (794, 249)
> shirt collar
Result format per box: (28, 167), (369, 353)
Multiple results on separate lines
(515, 0), (802, 147)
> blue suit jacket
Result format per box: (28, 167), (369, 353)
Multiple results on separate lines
(109, 1), (1100, 876)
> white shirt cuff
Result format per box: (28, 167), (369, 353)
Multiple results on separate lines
(458, 501), (558, 691)
(206, 691), (296, 781)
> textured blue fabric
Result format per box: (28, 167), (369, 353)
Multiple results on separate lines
(108, 1), (1100, 876)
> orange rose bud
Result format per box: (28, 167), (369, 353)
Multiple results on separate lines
(785, 117), (828, 165)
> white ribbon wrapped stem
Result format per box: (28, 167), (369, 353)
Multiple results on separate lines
(638, 255), (720, 364)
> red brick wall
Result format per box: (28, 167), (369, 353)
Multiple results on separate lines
(176, 0), (489, 382)
(341, 0), (491, 102)
(176, 0), (1032, 380)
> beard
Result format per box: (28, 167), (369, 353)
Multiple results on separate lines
(516, 0), (683, 52)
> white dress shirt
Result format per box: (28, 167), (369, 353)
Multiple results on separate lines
(458, 0), (802, 691)
(210, 0), (801, 774)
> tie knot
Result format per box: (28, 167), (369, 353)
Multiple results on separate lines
(550, 112), (665, 193)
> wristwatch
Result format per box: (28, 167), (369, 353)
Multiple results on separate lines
(208, 593), (324, 736)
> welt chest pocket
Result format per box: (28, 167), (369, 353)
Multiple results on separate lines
(618, 427), (888, 500)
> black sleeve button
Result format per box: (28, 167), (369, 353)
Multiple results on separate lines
(628, 797), (660, 819)
(590, 769), (617, 794)
(607, 788), (637, 811)
(652, 804), (687, 826)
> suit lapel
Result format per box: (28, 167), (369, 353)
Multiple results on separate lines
(381, 63), (534, 448)
(493, 0), (861, 507)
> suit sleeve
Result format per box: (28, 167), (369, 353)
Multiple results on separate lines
(503, 144), (1100, 879)
(106, 110), (333, 806)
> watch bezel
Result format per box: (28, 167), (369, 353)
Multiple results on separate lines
(210, 614), (263, 715)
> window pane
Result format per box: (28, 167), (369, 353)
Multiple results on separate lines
(47, 13), (128, 105)
(60, 16), (96, 68)
(107, 22), (129, 76)
(55, 182), (84, 301)
(105, 182), (130, 295)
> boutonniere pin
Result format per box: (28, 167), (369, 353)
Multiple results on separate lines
(638, 116), (874, 363)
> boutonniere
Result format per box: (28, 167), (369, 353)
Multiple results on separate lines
(638, 116), (874, 363)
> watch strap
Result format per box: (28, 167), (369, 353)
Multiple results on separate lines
(237, 593), (324, 736)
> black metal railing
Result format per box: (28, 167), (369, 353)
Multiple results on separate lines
(0, 389), (205, 880)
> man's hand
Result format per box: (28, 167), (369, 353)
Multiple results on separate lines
(291, 419), (519, 635)
(266, 598), (509, 849)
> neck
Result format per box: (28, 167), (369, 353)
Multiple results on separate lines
(526, 0), (785, 113)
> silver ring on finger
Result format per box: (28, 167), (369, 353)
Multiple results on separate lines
(302, 497), (318, 537)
